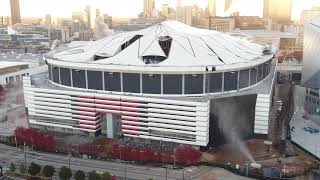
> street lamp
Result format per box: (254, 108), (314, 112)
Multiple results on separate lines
(171, 154), (176, 167)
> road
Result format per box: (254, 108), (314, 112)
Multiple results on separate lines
(0, 144), (253, 180)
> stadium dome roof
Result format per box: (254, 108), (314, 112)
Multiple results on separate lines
(48, 21), (273, 71)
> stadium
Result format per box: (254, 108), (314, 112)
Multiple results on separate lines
(23, 21), (276, 147)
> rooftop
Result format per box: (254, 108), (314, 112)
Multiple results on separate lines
(47, 21), (272, 69)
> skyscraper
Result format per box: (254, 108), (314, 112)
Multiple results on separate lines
(143, 0), (155, 18)
(84, 5), (92, 28)
(162, 4), (169, 17)
(263, 0), (292, 22)
(224, 0), (233, 12)
(208, 0), (216, 17)
(10, 0), (21, 25)
(176, 0), (184, 22)
(45, 14), (51, 26)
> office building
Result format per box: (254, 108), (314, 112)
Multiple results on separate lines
(10, 0), (21, 25)
(183, 6), (193, 26)
(84, 5), (92, 28)
(143, 0), (155, 18)
(208, 0), (216, 17)
(162, 4), (169, 17)
(201, 16), (235, 32)
(224, 0), (233, 12)
(300, 7), (320, 25)
(24, 21), (276, 146)
(263, 0), (292, 22)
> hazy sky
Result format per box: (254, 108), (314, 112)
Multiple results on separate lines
(0, 0), (319, 20)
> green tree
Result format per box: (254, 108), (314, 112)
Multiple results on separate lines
(42, 165), (55, 178)
(74, 170), (86, 180)
(101, 171), (111, 180)
(9, 163), (16, 173)
(88, 171), (101, 180)
(59, 166), (72, 180)
(28, 162), (41, 176)
(19, 163), (26, 174)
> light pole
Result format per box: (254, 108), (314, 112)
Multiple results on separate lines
(68, 152), (71, 169)
(24, 142), (26, 169)
(171, 154), (176, 167)
(119, 146), (126, 180)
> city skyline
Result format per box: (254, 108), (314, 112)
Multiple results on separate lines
(0, 0), (319, 20)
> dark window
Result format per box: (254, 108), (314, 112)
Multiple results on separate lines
(60, 67), (71, 86)
(104, 72), (121, 92)
(142, 74), (161, 94)
(123, 73), (140, 93)
(239, 69), (249, 89)
(184, 74), (203, 94)
(205, 73), (222, 93)
(48, 64), (52, 81)
(52, 66), (60, 84)
(87, 71), (103, 90)
(263, 63), (269, 78)
(250, 67), (257, 86)
(72, 69), (86, 88)
(224, 71), (238, 91)
(257, 64), (264, 82)
(163, 74), (182, 94)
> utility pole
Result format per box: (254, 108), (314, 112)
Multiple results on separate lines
(165, 166), (168, 180)
(68, 152), (71, 169)
(24, 142), (26, 169)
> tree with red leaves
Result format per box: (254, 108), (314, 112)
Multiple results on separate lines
(175, 145), (202, 164)
(14, 127), (56, 151)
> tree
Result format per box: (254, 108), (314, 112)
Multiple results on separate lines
(9, 163), (16, 173)
(28, 162), (41, 176)
(19, 163), (26, 174)
(42, 165), (55, 178)
(74, 170), (86, 180)
(101, 171), (111, 180)
(59, 166), (72, 180)
(88, 171), (101, 180)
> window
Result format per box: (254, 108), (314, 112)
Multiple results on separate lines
(104, 72), (121, 92)
(123, 73), (140, 93)
(60, 68), (71, 86)
(224, 71), (238, 91)
(250, 67), (257, 86)
(87, 71), (103, 90)
(52, 66), (60, 84)
(184, 74), (203, 94)
(163, 74), (182, 94)
(205, 73), (222, 93)
(239, 69), (249, 89)
(142, 74), (161, 94)
(72, 69), (86, 88)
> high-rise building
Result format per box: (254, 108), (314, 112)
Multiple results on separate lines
(183, 6), (192, 26)
(45, 14), (51, 27)
(0, 16), (10, 27)
(10, 0), (21, 25)
(96, 9), (101, 18)
(84, 5), (92, 28)
(143, 0), (155, 18)
(176, 0), (184, 23)
(72, 12), (84, 22)
(103, 14), (113, 28)
(208, 0), (216, 17)
(263, 0), (292, 22)
(224, 0), (233, 12)
(300, 7), (320, 25)
(162, 4), (169, 17)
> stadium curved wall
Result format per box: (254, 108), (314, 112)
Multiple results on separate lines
(47, 59), (272, 96)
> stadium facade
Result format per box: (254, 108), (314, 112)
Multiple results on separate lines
(23, 21), (276, 146)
